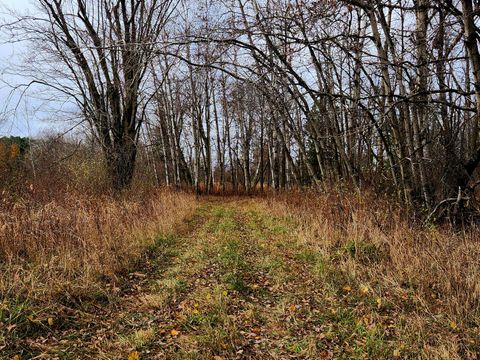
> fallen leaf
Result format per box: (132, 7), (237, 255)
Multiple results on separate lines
(128, 351), (139, 360)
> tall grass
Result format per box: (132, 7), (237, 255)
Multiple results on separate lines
(266, 189), (480, 325)
(0, 188), (196, 302)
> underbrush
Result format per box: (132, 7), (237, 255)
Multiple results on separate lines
(264, 189), (480, 357)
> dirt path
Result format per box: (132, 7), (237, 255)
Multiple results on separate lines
(7, 199), (400, 359)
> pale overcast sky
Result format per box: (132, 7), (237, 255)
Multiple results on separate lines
(0, 0), (64, 138)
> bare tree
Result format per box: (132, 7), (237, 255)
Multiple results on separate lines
(6, 0), (175, 190)
(6, 0), (480, 214)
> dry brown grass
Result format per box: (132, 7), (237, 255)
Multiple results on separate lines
(263, 189), (480, 354)
(0, 188), (197, 303)
(2, 188), (479, 358)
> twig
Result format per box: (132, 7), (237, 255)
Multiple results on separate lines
(425, 194), (470, 224)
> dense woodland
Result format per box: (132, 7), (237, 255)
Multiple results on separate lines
(2, 0), (480, 213)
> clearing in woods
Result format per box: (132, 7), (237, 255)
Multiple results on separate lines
(8, 199), (413, 359)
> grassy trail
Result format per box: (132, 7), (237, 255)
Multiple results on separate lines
(4, 199), (432, 358)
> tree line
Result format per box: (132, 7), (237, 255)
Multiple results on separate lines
(3, 0), (480, 209)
